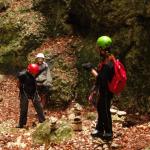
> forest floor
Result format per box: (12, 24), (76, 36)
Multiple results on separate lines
(0, 72), (150, 150)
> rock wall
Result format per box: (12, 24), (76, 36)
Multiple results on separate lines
(1, 0), (150, 112)
(0, 0), (45, 72)
(33, 0), (73, 36)
(68, 0), (150, 112)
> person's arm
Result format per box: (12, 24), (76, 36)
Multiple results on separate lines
(36, 64), (52, 87)
(36, 64), (47, 83)
(82, 62), (99, 77)
(16, 80), (20, 88)
(45, 67), (52, 87)
(16, 70), (26, 89)
(91, 68), (98, 77)
(36, 74), (47, 83)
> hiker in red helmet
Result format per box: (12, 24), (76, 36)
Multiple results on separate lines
(82, 36), (115, 141)
(16, 63), (45, 128)
(35, 53), (52, 108)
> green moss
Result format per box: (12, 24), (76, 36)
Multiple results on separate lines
(32, 119), (73, 145)
(33, 0), (72, 36)
(0, 0), (45, 72)
(75, 38), (99, 105)
(85, 112), (97, 121)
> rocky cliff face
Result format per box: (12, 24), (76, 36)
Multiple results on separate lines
(68, 0), (150, 112)
(0, 0), (45, 72)
(0, 0), (150, 112)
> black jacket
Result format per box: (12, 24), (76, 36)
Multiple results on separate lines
(96, 61), (114, 96)
(18, 70), (37, 96)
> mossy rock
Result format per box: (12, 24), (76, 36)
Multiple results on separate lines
(33, 0), (73, 36)
(32, 119), (73, 145)
(0, 0), (45, 72)
(47, 51), (77, 108)
(0, 0), (9, 12)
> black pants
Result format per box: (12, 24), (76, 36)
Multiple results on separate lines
(37, 85), (50, 95)
(37, 85), (51, 108)
(96, 93), (113, 134)
(19, 91), (45, 127)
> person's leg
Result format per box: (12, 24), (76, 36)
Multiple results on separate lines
(18, 92), (29, 128)
(40, 94), (46, 108)
(32, 92), (45, 123)
(44, 86), (51, 108)
(40, 86), (51, 109)
(91, 97), (105, 137)
(103, 94), (113, 140)
(96, 97), (105, 133)
(37, 86), (47, 108)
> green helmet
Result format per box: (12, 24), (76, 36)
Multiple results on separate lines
(97, 36), (112, 49)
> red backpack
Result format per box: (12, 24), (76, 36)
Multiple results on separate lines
(108, 58), (127, 94)
(98, 57), (127, 94)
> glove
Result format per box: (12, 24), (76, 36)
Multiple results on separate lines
(82, 62), (93, 71)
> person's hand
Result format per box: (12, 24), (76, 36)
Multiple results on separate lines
(82, 62), (93, 71)
(88, 91), (96, 103)
(16, 80), (20, 88)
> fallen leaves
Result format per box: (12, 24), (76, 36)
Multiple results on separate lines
(0, 72), (150, 150)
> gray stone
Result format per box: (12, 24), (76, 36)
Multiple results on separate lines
(0, 74), (4, 83)
(110, 108), (118, 115)
(111, 142), (120, 149)
(103, 144), (109, 149)
(117, 111), (127, 117)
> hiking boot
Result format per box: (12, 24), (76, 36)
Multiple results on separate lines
(102, 133), (113, 141)
(15, 125), (24, 128)
(16, 124), (29, 129)
(91, 130), (103, 138)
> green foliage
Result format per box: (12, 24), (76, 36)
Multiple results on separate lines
(75, 38), (99, 104)
(85, 112), (96, 121)
(50, 54), (77, 108)
(55, 122), (73, 141)
(0, 0), (45, 71)
(33, 0), (72, 36)
(32, 121), (51, 144)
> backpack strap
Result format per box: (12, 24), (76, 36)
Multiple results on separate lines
(97, 55), (116, 72)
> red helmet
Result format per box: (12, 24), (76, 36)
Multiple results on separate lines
(27, 64), (40, 75)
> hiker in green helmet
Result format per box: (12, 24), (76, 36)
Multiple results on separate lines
(83, 35), (115, 141)
(96, 36), (112, 59)
(97, 36), (112, 49)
